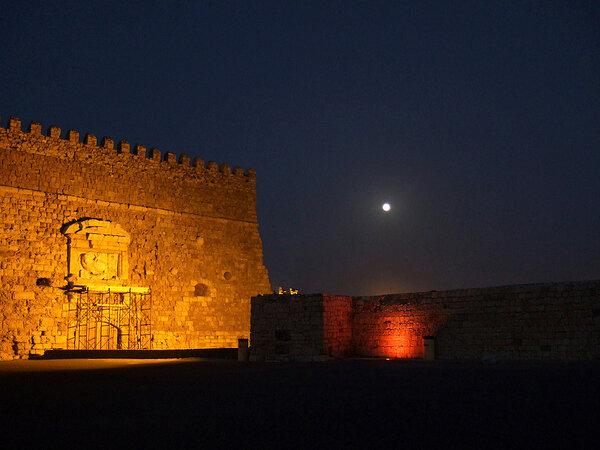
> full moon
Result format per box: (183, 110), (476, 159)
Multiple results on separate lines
(382, 202), (391, 212)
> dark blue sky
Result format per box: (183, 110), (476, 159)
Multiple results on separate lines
(2, 1), (599, 295)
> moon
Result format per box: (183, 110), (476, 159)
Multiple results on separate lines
(382, 202), (391, 212)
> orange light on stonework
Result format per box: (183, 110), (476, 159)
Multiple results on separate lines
(376, 334), (409, 358)
(368, 316), (424, 359)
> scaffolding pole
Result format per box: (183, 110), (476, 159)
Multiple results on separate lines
(67, 288), (152, 350)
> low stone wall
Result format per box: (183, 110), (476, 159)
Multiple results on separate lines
(250, 294), (351, 361)
(323, 295), (353, 357)
(251, 280), (600, 361)
(354, 281), (600, 360)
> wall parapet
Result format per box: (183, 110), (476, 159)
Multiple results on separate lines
(1, 115), (256, 178)
(0, 114), (259, 221)
(353, 279), (600, 303)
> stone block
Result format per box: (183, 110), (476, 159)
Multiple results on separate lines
(8, 116), (21, 131)
(133, 144), (146, 157)
(118, 141), (130, 154)
(48, 126), (61, 139)
(101, 137), (114, 149)
(149, 148), (161, 161)
(29, 122), (42, 135)
(84, 133), (97, 146)
(164, 152), (176, 164)
(13, 291), (35, 300)
(67, 130), (79, 143)
(178, 154), (191, 166)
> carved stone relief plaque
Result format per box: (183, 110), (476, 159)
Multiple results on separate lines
(63, 219), (130, 288)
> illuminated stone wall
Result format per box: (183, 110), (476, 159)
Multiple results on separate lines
(0, 116), (271, 359)
(352, 281), (600, 360)
(251, 281), (600, 361)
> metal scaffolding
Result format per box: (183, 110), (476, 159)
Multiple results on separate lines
(67, 288), (152, 350)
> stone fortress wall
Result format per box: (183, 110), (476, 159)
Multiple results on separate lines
(0, 115), (271, 359)
(251, 280), (600, 361)
(250, 294), (353, 361)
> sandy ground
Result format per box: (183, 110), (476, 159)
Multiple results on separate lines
(1, 358), (599, 448)
(0, 358), (197, 373)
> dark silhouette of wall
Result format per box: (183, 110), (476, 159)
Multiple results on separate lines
(251, 280), (600, 360)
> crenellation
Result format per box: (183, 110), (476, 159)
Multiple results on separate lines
(133, 144), (146, 157)
(220, 163), (231, 175)
(0, 117), (257, 187)
(179, 153), (190, 166)
(48, 126), (61, 139)
(84, 133), (97, 146)
(149, 147), (161, 161)
(101, 136), (114, 150)
(29, 122), (42, 135)
(9, 116), (21, 131)
(67, 130), (79, 143)
(164, 151), (176, 164)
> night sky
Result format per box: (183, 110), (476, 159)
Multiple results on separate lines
(1, 1), (599, 295)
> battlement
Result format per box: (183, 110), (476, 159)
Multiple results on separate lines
(1, 115), (256, 179)
(0, 114), (260, 223)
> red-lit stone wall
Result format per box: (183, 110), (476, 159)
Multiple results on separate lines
(355, 281), (600, 360)
(251, 281), (600, 361)
(352, 299), (437, 359)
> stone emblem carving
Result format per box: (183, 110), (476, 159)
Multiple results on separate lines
(80, 252), (120, 278)
(63, 219), (130, 288)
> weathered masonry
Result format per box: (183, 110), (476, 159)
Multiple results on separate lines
(251, 280), (600, 361)
(0, 116), (271, 359)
